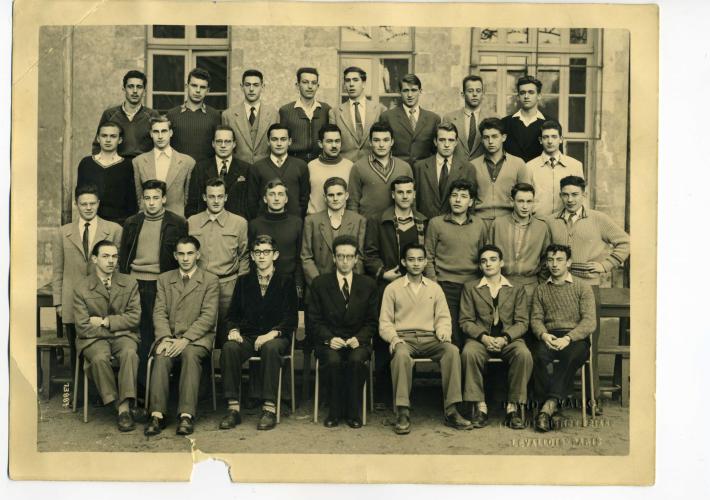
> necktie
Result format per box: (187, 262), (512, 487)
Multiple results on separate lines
(182, 275), (190, 288)
(103, 278), (111, 292)
(220, 160), (228, 178)
(409, 108), (417, 130)
(353, 101), (364, 140)
(550, 157), (556, 168)
(82, 222), (90, 259)
(342, 278), (350, 303)
(467, 112), (477, 152)
(439, 159), (449, 199)
(249, 106), (256, 127)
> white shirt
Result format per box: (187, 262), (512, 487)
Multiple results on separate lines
(546, 272), (575, 285)
(294, 98), (322, 121)
(348, 97), (368, 131)
(270, 153), (288, 167)
(78, 217), (98, 253)
(435, 154), (452, 181)
(244, 101), (261, 118)
(512, 109), (545, 127)
(404, 104), (420, 125)
(122, 102), (141, 121)
(153, 147), (173, 181)
(403, 274), (427, 296)
(93, 152), (121, 166)
(336, 271), (353, 295)
(215, 156), (233, 174)
(476, 275), (512, 299)
(463, 107), (482, 140)
(327, 207), (345, 228)
(179, 267), (198, 280)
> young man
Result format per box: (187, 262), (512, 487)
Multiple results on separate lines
(306, 124), (354, 215)
(53, 184), (123, 384)
(185, 125), (251, 219)
(219, 235), (298, 431)
(222, 69), (280, 166)
(73, 240), (141, 432)
(489, 183), (551, 303)
(92, 70), (160, 160)
(380, 74), (440, 166)
(247, 123), (310, 219)
(248, 180), (304, 297)
(347, 122), (413, 220)
(278, 67), (335, 163)
(133, 116), (195, 218)
(501, 75), (548, 163)
(470, 117), (531, 221)
(423, 179), (487, 346)
(166, 68), (223, 164)
(78, 121), (138, 226)
(443, 75), (488, 163)
(333, 66), (386, 162)
(188, 178), (249, 347)
(526, 120), (585, 217)
(413, 122), (477, 219)
(309, 235), (378, 428)
(530, 244), (596, 432)
(119, 179), (188, 392)
(145, 236), (219, 436)
(459, 245), (532, 430)
(379, 242), (472, 434)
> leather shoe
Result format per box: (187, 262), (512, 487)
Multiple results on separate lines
(550, 411), (565, 430)
(176, 415), (194, 436)
(444, 410), (473, 430)
(505, 410), (526, 430)
(346, 417), (362, 429)
(117, 411), (135, 432)
(144, 416), (165, 436)
(535, 411), (551, 433)
(219, 410), (242, 430)
(394, 413), (411, 435)
(324, 415), (339, 428)
(131, 406), (148, 424)
(257, 410), (277, 431)
(470, 409), (488, 428)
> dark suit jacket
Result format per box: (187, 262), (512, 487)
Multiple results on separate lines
(224, 269), (298, 345)
(413, 154), (477, 219)
(309, 273), (378, 345)
(459, 281), (529, 341)
(380, 105), (440, 165)
(333, 99), (386, 162)
(118, 210), (188, 275)
(185, 155), (251, 219)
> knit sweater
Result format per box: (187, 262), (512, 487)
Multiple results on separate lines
(93, 105), (160, 158)
(278, 101), (333, 162)
(546, 208), (630, 285)
(501, 114), (546, 163)
(347, 155), (413, 220)
(489, 214), (550, 283)
(530, 279), (596, 341)
(306, 156), (353, 214)
(166, 104), (222, 163)
(76, 156), (138, 225)
(247, 155), (310, 219)
(424, 214), (487, 283)
(471, 153), (531, 219)
(130, 211), (163, 280)
(248, 212), (304, 288)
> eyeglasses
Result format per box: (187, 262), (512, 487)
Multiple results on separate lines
(251, 249), (274, 257)
(335, 254), (357, 261)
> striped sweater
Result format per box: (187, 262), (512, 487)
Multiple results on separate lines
(530, 279), (596, 342)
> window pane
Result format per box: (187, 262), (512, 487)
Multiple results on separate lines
(195, 55), (228, 92)
(153, 94), (184, 113)
(570, 61), (587, 94)
(565, 141), (587, 173)
(480, 70), (498, 116)
(539, 69), (560, 94)
(568, 96), (586, 132)
(480, 28), (499, 44)
(506, 69), (526, 94)
(196, 25), (228, 39)
(538, 28), (561, 45)
(380, 58), (409, 93)
(540, 96), (559, 121)
(507, 29), (529, 44)
(153, 25), (185, 39)
(153, 55), (185, 92)
(570, 28), (588, 45)
(205, 95), (228, 111)
(505, 94), (518, 115)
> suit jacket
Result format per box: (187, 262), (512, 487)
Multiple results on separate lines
(459, 281), (529, 341)
(333, 99), (386, 162)
(185, 155), (251, 219)
(73, 272), (141, 354)
(133, 149), (196, 218)
(52, 217), (123, 324)
(118, 210), (188, 275)
(380, 105), (440, 165)
(413, 154), (477, 219)
(443, 108), (489, 162)
(153, 267), (219, 351)
(301, 209), (366, 285)
(309, 273), (378, 345)
(221, 102), (279, 165)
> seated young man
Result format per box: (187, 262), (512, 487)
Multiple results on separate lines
(219, 235), (298, 431)
(309, 235), (378, 428)
(379, 242), (472, 435)
(145, 236), (219, 437)
(459, 245), (532, 430)
(530, 244), (596, 433)
(73, 240), (141, 432)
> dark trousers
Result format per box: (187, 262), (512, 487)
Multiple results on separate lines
(136, 279), (157, 389)
(533, 330), (590, 404)
(439, 281), (465, 347)
(315, 344), (371, 419)
(221, 336), (289, 404)
(149, 344), (209, 417)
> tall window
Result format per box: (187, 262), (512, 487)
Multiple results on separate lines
(147, 25), (230, 113)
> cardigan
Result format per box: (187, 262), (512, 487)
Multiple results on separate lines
(118, 210), (188, 276)
(471, 153), (531, 219)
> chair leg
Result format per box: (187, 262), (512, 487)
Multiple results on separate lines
(362, 379), (367, 426)
(588, 360), (597, 420)
(369, 359), (374, 413)
(290, 356), (296, 414)
(276, 367), (282, 424)
(211, 352), (217, 412)
(144, 357), (153, 410)
(72, 354), (80, 412)
(83, 369), (89, 424)
(581, 364), (587, 428)
(313, 359), (319, 423)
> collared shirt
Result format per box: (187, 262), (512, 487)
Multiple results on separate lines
(180, 101), (207, 114)
(403, 104), (420, 126)
(79, 217), (98, 251)
(477, 275), (512, 299)
(403, 274), (429, 296)
(528, 153), (585, 216)
(122, 102), (142, 122)
(256, 270), (273, 296)
(190, 210), (249, 279)
(270, 153), (288, 167)
(154, 147), (173, 181)
(97, 272), (112, 290)
(442, 212), (474, 226)
(92, 151), (121, 166)
(179, 267), (197, 280)
(348, 96), (368, 131)
(558, 206), (586, 225)
(327, 207), (345, 228)
(463, 107), (482, 140)
(512, 109), (545, 127)
(546, 272), (575, 285)
(543, 152), (562, 166)
(215, 155), (233, 175)
(294, 98), (322, 121)
(336, 271), (353, 296)
(244, 101), (261, 118)
(483, 153), (507, 182)
(435, 154), (452, 181)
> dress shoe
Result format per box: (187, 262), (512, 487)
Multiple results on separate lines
(550, 411), (565, 430)
(117, 411), (135, 432)
(257, 410), (277, 431)
(444, 410), (473, 430)
(219, 410), (242, 430)
(176, 415), (194, 435)
(394, 413), (411, 435)
(324, 415), (339, 428)
(535, 411), (551, 433)
(144, 416), (165, 436)
(470, 409), (489, 428)
(505, 409), (526, 430)
(346, 417), (362, 429)
(131, 406), (148, 424)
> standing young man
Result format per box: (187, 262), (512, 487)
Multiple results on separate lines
(501, 75), (548, 163)
(443, 75), (488, 163)
(306, 124), (353, 215)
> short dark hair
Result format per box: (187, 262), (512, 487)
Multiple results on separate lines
(479, 117), (505, 135)
(98, 120), (124, 138)
(332, 234), (359, 256)
(462, 74), (483, 92)
(390, 175), (415, 192)
(400, 73), (422, 90)
(268, 123), (290, 139)
(511, 182), (535, 198)
(560, 175), (586, 191)
(343, 66), (367, 81)
(242, 69), (264, 82)
(297, 67), (319, 81)
(446, 179), (476, 201)
(539, 119), (563, 137)
(251, 234), (278, 252)
(187, 67), (211, 85)
(175, 235), (201, 252)
(264, 178), (288, 196)
(402, 241), (427, 260)
(517, 75), (542, 93)
(150, 115), (172, 130)
(91, 239), (117, 257)
(369, 121), (394, 140)
(545, 243), (572, 260)
(323, 176), (348, 194)
(204, 177), (226, 193)
(123, 70), (147, 87)
(436, 122), (459, 139)
(142, 179), (167, 197)
(75, 183), (100, 201)
(478, 244), (503, 261)
(318, 123), (342, 141)
(213, 125), (236, 141)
